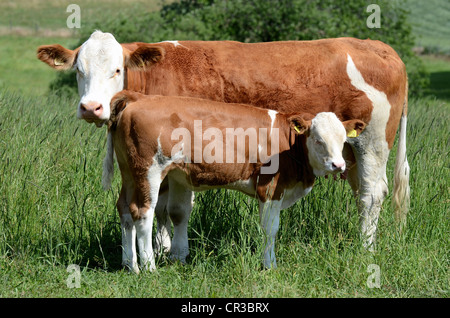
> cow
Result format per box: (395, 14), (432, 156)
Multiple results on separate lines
(104, 90), (367, 272)
(37, 30), (410, 260)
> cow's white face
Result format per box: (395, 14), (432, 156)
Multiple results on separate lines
(37, 30), (165, 127)
(75, 31), (125, 127)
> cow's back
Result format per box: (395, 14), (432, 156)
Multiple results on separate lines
(125, 38), (406, 138)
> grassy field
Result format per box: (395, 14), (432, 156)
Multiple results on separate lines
(0, 85), (448, 298)
(0, 0), (448, 299)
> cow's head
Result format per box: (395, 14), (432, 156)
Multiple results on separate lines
(289, 112), (366, 176)
(37, 30), (164, 127)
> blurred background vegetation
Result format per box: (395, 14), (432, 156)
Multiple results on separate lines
(1, 0), (449, 100)
(45, 0), (432, 97)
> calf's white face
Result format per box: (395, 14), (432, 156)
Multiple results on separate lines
(75, 31), (125, 126)
(306, 112), (350, 176)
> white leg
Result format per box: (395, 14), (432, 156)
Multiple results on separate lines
(136, 209), (156, 271)
(167, 177), (194, 263)
(154, 188), (172, 255)
(358, 168), (388, 251)
(351, 141), (390, 250)
(259, 199), (282, 269)
(120, 213), (139, 273)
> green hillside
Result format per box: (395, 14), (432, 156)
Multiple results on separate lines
(406, 0), (450, 54)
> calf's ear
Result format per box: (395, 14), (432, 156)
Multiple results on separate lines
(288, 113), (313, 135)
(125, 44), (165, 70)
(37, 45), (79, 70)
(342, 119), (367, 138)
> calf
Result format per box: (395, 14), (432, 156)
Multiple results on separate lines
(105, 91), (366, 272)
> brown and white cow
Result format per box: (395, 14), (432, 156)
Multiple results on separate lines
(37, 31), (410, 258)
(105, 90), (366, 271)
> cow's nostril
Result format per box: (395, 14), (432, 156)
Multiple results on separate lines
(332, 161), (345, 170)
(80, 104), (87, 112)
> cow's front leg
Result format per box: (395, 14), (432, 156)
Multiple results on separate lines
(259, 199), (283, 269)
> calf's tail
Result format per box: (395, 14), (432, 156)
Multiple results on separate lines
(102, 90), (138, 191)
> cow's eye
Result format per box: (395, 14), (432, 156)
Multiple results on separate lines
(112, 69), (121, 78)
(315, 139), (323, 146)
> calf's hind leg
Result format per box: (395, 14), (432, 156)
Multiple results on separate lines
(167, 176), (194, 263)
(117, 185), (139, 273)
(154, 180), (172, 255)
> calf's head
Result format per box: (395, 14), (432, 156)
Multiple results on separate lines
(37, 30), (164, 127)
(289, 112), (366, 177)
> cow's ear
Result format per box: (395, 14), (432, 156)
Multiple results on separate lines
(37, 44), (78, 70)
(342, 119), (366, 138)
(125, 45), (165, 70)
(288, 113), (313, 135)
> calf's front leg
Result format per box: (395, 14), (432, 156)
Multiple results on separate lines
(259, 199), (282, 269)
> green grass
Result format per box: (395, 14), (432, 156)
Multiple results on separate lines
(0, 88), (448, 297)
(421, 55), (450, 100)
(0, 0), (162, 30)
(0, 35), (76, 96)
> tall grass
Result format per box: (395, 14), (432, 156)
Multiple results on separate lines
(0, 89), (448, 297)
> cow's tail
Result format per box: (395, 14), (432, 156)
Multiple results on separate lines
(392, 86), (410, 229)
(102, 130), (114, 191)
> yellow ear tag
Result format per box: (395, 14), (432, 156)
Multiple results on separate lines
(347, 129), (358, 138)
(294, 125), (301, 134)
(54, 59), (65, 66)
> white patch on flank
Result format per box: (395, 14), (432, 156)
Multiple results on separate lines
(148, 136), (184, 204)
(267, 110), (278, 135)
(346, 54), (391, 141)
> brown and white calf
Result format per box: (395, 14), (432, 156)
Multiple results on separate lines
(105, 90), (366, 272)
(37, 31), (410, 253)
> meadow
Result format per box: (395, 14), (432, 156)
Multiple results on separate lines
(0, 0), (448, 299)
(0, 85), (448, 298)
